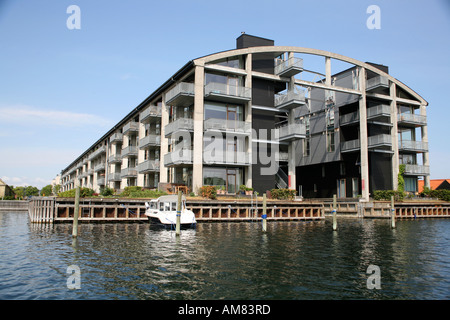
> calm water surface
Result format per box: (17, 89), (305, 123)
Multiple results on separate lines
(0, 211), (449, 300)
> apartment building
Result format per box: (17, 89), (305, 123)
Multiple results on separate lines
(59, 34), (430, 199)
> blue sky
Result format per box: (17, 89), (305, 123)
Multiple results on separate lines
(0, 0), (449, 189)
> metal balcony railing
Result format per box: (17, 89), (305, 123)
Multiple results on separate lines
(123, 122), (139, 134)
(203, 118), (251, 134)
(120, 167), (138, 178)
(399, 140), (428, 152)
(121, 146), (138, 158)
(366, 75), (389, 91)
(164, 118), (194, 137)
(340, 111), (359, 125)
(139, 134), (161, 149)
(274, 89), (306, 110)
(367, 104), (391, 118)
(203, 150), (250, 166)
(88, 145), (106, 161)
(109, 133), (123, 144)
(165, 82), (195, 106)
(137, 160), (160, 173)
(274, 57), (303, 77)
(398, 113), (427, 126)
(164, 148), (193, 166)
(204, 82), (251, 103)
(108, 172), (122, 181)
(404, 164), (430, 176)
(368, 134), (392, 147)
(140, 105), (161, 122)
(277, 124), (306, 141)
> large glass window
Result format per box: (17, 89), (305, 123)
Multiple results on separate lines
(203, 167), (243, 194)
(327, 131), (335, 152)
(204, 102), (243, 121)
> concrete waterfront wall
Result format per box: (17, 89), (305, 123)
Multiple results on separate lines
(0, 200), (29, 212)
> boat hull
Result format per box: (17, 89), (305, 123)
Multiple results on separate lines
(147, 216), (196, 229)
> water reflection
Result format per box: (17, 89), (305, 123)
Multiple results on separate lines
(1, 211), (449, 299)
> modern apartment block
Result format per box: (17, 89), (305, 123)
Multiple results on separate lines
(59, 34), (430, 199)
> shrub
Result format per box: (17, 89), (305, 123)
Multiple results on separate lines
(100, 187), (114, 197)
(420, 188), (450, 202)
(270, 188), (296, 200)
(199, 185), (217, 200)
(58, 187), (95, 198)
(373, 190), (405, 201)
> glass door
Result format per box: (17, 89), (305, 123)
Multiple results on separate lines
(337, 179), (346, 198)
(227, 169), (236, 194)
(228, 77), (238, 96)
(227, 105), (237, 131)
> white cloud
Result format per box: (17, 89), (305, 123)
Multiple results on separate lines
(1, 176), (52, 189)
(0, 105), (112, 128)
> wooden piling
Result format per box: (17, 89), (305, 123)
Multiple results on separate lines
(72, 187), (80, 237)
(176, 190), (181, 236)
(332, 194), (337, 231)
(262, 193), (267, 232)
(391, 195), (396, 229)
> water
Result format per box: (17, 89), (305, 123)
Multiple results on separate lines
(0, 211), (449, 300)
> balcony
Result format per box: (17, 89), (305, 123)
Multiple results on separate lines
(140, 105), (161, 122)
(97, 177), (105, 186)
(367, 104), (391, 120)
(204, 82), (251, 104)
(108, 154), (122, 164)
(203, 150), (251, 166)
(366, 75), (389, 91)
(277, 124), (306, 142)
(120, 167), (138, 178)
(165, 82), (195, 107)
(164, 118), (194, 138)
(137, 159), (160, 173)
(399, 140), (428, 152)
(108, 172), (122, 181)
(340, 111), (359, 126)
(204, 118), (251, 135)
(164, 148), (193, 167)
(88, 145), (106, 161)
(109, 133), (123, 144)
(368, 134), (392, 149)
(94, 162), (106, 172)
(341, 139), (360, 152)
(121, 146), (138, 158)
(275, 151), (289, 162)
(274, 57), (303, 77)
(398, 113), (427, 127)
(139, 134), (161, 149)
(404, 164), (430, 176)
(123, 122), (139, 135)
(274, 89), (306, 110)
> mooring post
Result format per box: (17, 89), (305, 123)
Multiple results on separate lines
(391, 195), (396, 229)
(332, 194), (337, 231)
(176, 190), (182, 236)
(72, 186), (80, 237)
(262, 193), (267, 232)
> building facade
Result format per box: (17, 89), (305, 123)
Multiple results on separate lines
(59, 34), (430, 199)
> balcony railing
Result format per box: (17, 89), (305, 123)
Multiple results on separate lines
(404, 164), (430, 176)
(274, 89), (306, 110)
(121, 146), (138, 158)
(140, 105), (161, 122)
(120, 167), (138, 178)
(398, 113), (427, 126)
(399, 140), (428, 152)
(108, 154), (122, 164)
(274, 57), (303, 77)
(88, 145), (106, 161)
(97, 177), (105, 186)
(164, 118), (194, 137)
(123, 122), (139, 135)
(368, 134), (392, 148)
(277, 124), (306, 142)
(340, 111), (359, 126)
(94, 162), (106, 172)
(165, 82), (195, 107)
(109, 133), (123, 144)
(366, 75), (389, 91)
(204, 118), (251, 135)
(203, 150), (250, 166)
(108, 172), (122, 181)
(164, 148), (193, 166)
(341, 139), (360, 152)
(139, 134), (161, 149)
(367, 104), (391, 118)
(204, 82), (251, 103)
(137, 159), (160, 173)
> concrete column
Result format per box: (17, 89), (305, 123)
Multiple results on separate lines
(137, 120), (145, 187)
(390, 82), (399, 190)
(358, 67), (370, 200)
(420, 104), (430, 188)
(192, 64), (205, 193)
(159, 94), (169, 184)
(245, 53), (252, 188)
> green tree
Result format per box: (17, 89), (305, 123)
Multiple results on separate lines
(41, 185), (53, 196)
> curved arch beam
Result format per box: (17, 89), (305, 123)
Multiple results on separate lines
(194, 46), (427, 106)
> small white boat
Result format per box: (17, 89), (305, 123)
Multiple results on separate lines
(145, 195), (196, 228)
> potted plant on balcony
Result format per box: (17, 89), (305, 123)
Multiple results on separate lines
(240, 185), (253, 195)
(216, 186), (226, 195)
(245, 187), (253, 196)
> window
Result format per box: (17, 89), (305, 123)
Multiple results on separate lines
(327, 131), (335, 152)
(303, 138), (310, 156)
